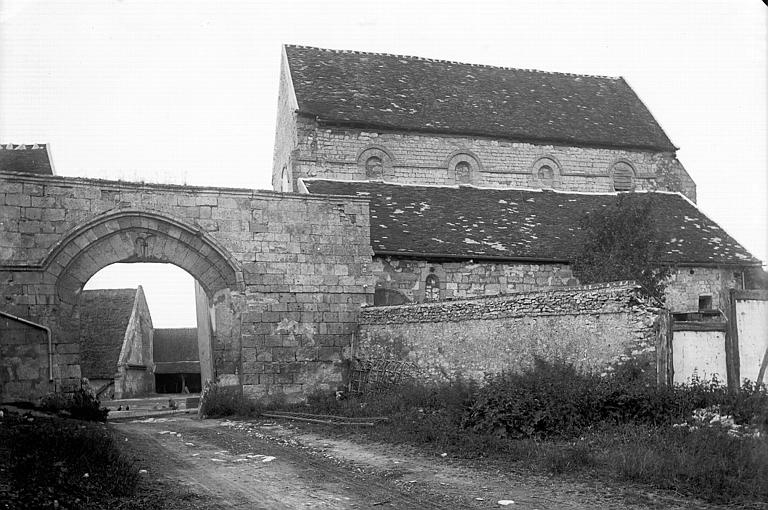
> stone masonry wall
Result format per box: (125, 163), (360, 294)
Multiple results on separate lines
(0, 315), (52, 402)
(372, 256), (577, 304)
(357, 282), (663, 383)
(287, 118), (696, 201)
(666, 267), (741, 313)
(0, 171), (374, 402)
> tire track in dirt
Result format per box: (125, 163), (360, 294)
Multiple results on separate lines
(114, 416), (449, 509)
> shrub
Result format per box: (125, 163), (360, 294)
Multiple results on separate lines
(462, 358), (768, 439)
(199, 380), (259, 418)
(40, 385), (109, 422)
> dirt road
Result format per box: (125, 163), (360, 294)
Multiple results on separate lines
(113, 416), (719, 509)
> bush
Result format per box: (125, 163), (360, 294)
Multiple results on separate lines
(462, 358), (768, 439)
(40, 385), (109, 422)
(199, 380), (259, 418)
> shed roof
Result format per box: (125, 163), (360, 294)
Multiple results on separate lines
(78, 288), (139, 379)
(302, 179), (759, 266)
(285, 45), (676, 152)
(153, 328), (199, 362)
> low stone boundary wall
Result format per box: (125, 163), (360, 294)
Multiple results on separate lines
(356, 282), (666, 382)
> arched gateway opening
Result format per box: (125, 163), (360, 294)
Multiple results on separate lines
(45, 209), (244, 392)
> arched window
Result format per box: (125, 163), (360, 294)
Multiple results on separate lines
(612, 162), (635, 191)
(365, 156), (383, 178)
(357, 146), (393, 180)
(446, 152), (481, 184)
(425, 274), (440, 302)
(538, 165), (554, 188)
(531, 156), (561, 189)
(455, 161), (472, 183)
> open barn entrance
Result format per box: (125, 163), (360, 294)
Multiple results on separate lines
(79, 262), (208, 400)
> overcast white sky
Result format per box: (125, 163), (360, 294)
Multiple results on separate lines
(1, 0), (765, 326)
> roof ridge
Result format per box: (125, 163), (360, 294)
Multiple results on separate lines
(284, 44), (621, 81)
(0, 143), (47, 150)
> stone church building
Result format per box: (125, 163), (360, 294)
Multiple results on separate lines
(1, 46), (764, 403)
(272, 45), (760, 313)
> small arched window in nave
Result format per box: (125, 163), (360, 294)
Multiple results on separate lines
(425, 274), (440, 302)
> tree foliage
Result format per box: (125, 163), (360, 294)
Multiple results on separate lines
(571, 194), (671, 301)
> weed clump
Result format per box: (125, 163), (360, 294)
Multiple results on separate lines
(40, 381), (109, 422)
(463, 359), (768, 439)
(199, 380), (259, 418)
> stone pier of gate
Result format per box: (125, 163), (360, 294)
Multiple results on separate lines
(0, 171), (374, 402)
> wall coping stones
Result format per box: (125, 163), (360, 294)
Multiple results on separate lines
(359, 281), (658, 324)
(0, 171), (370, 205)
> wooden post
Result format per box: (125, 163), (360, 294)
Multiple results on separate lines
(656, 309), (673, 386)
(725, 288), (741, 392)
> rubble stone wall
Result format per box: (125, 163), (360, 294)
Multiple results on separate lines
(356, 282), (663, 382)
(0, 171), (374, 402)
(372, 256), (577, 304)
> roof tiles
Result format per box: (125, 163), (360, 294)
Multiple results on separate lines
(302, 179), (759, 266)
(285, 45), (676, 152)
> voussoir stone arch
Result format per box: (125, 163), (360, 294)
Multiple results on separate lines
(531, 156), (562, 189)
(357, 145), (396, 179)
(444, 150), (483, 185)
(46, 209), (243, 305)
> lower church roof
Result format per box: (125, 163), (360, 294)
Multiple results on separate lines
(301, 179), (759, 267)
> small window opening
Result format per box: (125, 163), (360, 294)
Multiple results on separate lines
(455, 161), (471, 183)
(425, 274), (440, 302)
(365, 156), (383, 178)
(698, 295), (713, 311)
(538, 165), (554, 188)
(612, 165), (634, 191)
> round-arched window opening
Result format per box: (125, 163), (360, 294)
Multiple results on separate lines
(455, 161), (472, 183)
(365, 156), (383, 178)
(612, 163), (635, 191)
(538, 165), (554, 187)
(425, 274), (440, 302)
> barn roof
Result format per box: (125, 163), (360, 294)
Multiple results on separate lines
(78, 288), (139, 379)
(0, 144), (54, 175)
(285, 45), (676, 152)
(302, 179), (759, 266)
(153, 328), (199, 362)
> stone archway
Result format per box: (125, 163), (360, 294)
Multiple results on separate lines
(46, 209), (242, 304)
(46, 209), (245, 390)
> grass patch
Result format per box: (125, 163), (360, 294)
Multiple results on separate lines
(0, 411), (138, 509)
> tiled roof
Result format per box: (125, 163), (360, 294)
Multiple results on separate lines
(0, 144), (54, 174)
(153, 328), (199, 362)
(78, 288), (138, 379)
(302, 179), (759, 266)
(285, 45), (676, 152)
